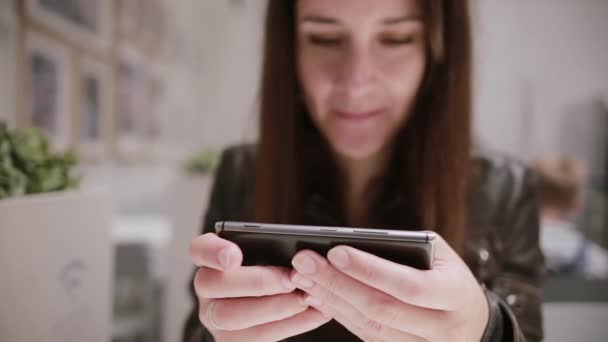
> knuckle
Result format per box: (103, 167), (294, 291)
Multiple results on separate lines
(367, 295), (399, 323)
(194, 267), (216, 298)
(188, 238), (201, 262)
(378, 307), (402, 328)
(252, 267), (289, 295)
(380, 311), (401, 330)
(324, 270), (344, 294)
(364, 319), (385, 337)
(189, 233), (212, 257)
(252, 272), (270, 293)
(286, 293), (308, 312)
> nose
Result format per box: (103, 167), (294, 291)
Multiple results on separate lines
(336, 45), (376, 97)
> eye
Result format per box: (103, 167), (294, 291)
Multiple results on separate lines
(380, 35), (415, 47)
(308, 35), (344, 47)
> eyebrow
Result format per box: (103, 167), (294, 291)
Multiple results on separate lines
(299, 14), (421, 25)
(382, 15), (421, 25)
(300, 15), (339, 25)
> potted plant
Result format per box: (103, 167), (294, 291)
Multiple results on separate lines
(0, 122), (113, 342)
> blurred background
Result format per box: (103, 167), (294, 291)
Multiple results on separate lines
(0, 0), (606, 341)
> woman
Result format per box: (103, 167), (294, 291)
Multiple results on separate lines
(185, 0), (544, 341)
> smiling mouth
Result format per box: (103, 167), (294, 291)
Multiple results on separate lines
(335, 109), (384, 121)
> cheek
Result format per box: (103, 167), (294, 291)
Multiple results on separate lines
(380, 50), (427, 123)
(298, 52), (335, 122)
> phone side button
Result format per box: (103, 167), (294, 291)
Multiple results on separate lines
(354, 230), (388, 235)
(320, 228), (337, 232)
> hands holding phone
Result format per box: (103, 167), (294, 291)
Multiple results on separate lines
(189, 233), (331, 341)
(289, 235), (490, 341)
(190, 232), (489, 341)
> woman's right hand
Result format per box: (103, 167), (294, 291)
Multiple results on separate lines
(189, 233), (331, 341)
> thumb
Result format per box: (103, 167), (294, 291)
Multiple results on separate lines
(189, 233), (243, 271)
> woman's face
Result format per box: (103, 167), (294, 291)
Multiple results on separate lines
(296, 0), (426, 161)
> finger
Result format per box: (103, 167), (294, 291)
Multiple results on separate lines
(200, 293), (309, 331)
(213, 308), (331, 342)
(302, 292), (424, 342)
(292, 266), (440, 339)
(194, 265), (295, 298)
(330, 313), (424, 342)
(189, 233), (243, 271)
(326, 237), (467, 310)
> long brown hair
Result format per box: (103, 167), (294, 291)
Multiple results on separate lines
(254, 0), (472, 253)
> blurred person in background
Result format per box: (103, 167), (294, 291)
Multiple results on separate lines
(185, 1), (544, 341)
(533, 157), (608, 278)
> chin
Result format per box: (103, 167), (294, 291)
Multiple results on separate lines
(330, 136), (387, 161)
(314, 113), (402, 162)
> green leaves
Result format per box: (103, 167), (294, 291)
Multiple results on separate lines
(0, 122), (79, 200)
(184, 148), (220, 175)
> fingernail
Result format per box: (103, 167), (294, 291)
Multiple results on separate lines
(292, 273), (314, 289)
(292, 254), (316, 275)
(328, 248), (349, 269)
(218, 246), (233, 269)
(305, 295), (322, 307)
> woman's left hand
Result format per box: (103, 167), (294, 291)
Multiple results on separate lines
(290, 235), (490, 342)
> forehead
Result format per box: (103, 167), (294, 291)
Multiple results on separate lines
(296, 0), (421, 25)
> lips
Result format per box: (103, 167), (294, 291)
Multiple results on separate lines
(334, 109), (384, 121)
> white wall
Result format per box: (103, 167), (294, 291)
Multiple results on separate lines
(0, 1), (18, 127)
(473, 0), (608, 169)
(162, 0), (266, 153)
(79, 0), (268, 214)
(544, 302), (608, 342)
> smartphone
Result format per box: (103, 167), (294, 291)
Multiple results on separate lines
(215, 221), (436, 270)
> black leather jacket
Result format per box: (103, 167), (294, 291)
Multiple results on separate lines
(183, 144), (545, 342)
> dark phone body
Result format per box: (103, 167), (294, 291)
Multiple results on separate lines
(215, 221), (436, 270)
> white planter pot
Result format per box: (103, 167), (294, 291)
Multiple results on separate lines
(164, 174), (212, 342)
(0, 191), (113, 342)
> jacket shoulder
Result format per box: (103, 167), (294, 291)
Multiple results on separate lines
(207, 143), (256, 222)
(220, 143), (256, 170)
(471, 147), (538, 218)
